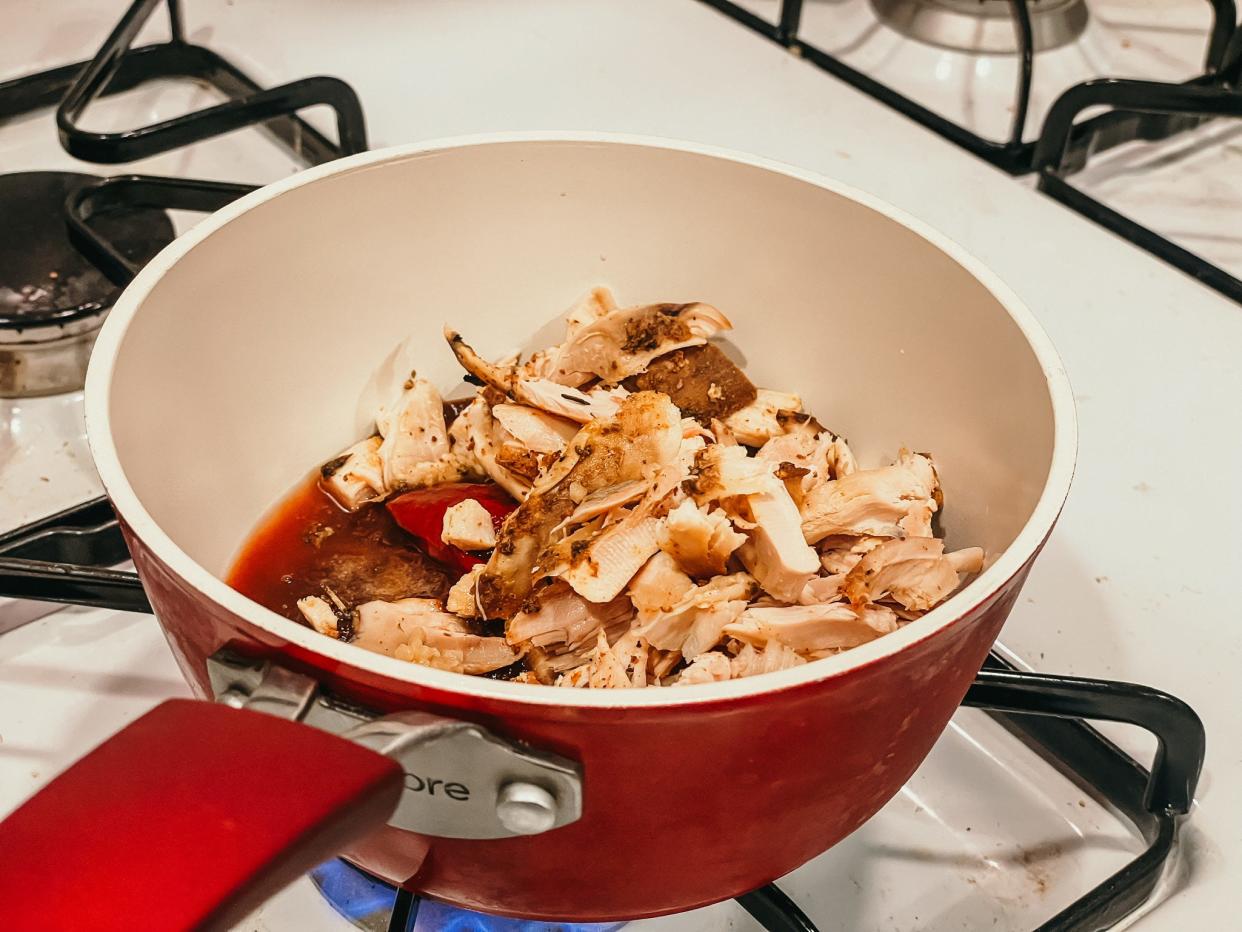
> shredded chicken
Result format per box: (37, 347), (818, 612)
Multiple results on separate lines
(658, 499), (747, 577)
(544, 301), (731, 387)
(727, 641), (806, 678)
(445, 565), (485, 617)
(555, 630), (653, 688)
(801, 450), (940, 544)
(726, 601), (898, 653)
(441, 498), (497, 550)
(320, 437), (386, 511)
(632, 571), (757, 657)
(843, 537), (984, 611)
(559, 514), (663, 603)
(297, 594), (344, 638)
(689, 445), (819, 602)
(555, 479), (649, 532)
(629, 551), (695, 612)
(449, 396), (533, 500)
(723, 388), (804, 446)
(756, 413), (855, 505)
(445, 329), (626, 423)
(799, 573), (847, 605)
(376, 375), (464, 490)
(492, 404), (579, 453)
(673, 650), (732, 685)
(283, 287), (984, 687)
(479, 391), (682, 618)
(352, 598), (518, 674)
(506, 582), (634, 683)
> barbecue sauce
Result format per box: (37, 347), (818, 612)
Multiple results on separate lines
(228, 399), (478, 621)
(227, 475), (454, 624)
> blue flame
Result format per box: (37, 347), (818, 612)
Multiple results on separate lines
(413, 900), (625, 932)
(311, 859), (627, 932)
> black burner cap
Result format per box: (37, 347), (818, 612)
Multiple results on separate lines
(0, 171), (175, 330)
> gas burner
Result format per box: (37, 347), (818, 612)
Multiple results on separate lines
(309, 859), (626, 932)
(871, 0), (1088, 54)
(0, 171), (174, 398)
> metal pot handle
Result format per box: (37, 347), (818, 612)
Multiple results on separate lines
(0, 650), (583, 931)
(206, 650), (584, 840)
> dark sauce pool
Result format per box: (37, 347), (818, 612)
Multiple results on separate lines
(228, 399), (530, 680)
(227, 475), (453, 624)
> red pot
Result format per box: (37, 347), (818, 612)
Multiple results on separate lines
(0, 135), (1075, 930)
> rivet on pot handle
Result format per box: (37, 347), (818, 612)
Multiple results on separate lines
(206, 650), (583, 840)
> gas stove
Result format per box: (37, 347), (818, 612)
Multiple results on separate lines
(712, 0), (1242, 301)
(2, 1), (1239, 929)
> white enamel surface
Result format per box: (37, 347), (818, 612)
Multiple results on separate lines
(4, 0), (1241, 927)
(86, 135), (1074, 708)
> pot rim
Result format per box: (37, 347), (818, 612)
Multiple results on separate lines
(84, 131), (1077, 709)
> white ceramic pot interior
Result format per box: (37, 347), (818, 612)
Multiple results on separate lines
(90, 137), (1071, 705)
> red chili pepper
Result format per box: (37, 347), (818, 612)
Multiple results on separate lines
(386, 482), (516, 575)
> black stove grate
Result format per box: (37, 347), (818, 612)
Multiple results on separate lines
(0, 0), (367, 295)
(696, 0), (1242, 305)
(0, 496), (1206, 932)
(0, 0), (367, 167)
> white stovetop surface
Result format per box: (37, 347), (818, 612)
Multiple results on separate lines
(2, 1), (1240, 929)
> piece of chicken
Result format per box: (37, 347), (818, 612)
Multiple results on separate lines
(725, 601), (898, 654)
(843, 537), (984, 611)
(657, 499), (747, 577)
(727, 641), (806, 678)
(506, 582), (635, 683)
(723, 389), (803, 446)
(649, 648), (683, 680)
(739, 482), (821, 603)
(555, 479), (650, 533)
(320, 436), (386, 511)
(564, 287), (619, 339)
(441, 498), (497, 550)
(689, 444), (819, 602)
(505, 379), (628, 424)
(801, 450), (940, 544)
(673, 650), (732, 685)
(479, 391), (682, 618)
(353, 597), (465, 648)
(799, 573), (848, 604)
(629, 551), (695, 612)
(632, 570), (757, 657)
(516, 288), (621, 381)
(297, 594), (348, 639)
(818, 534), (887, 575)
(351, 598), (518, 674)
(492, 404), (579, 453)
(445, 565), (484, 617)
(544, 301), (732, 387)
(375, 375), (464, 491)
(556, 630), (652, 688)
(445, 329), (626, 423)
(448, 396), (533, 501)
(630, 343), (757, 421)
(551, 447), (693, 603)
(756, 413), (856, 504)
(682, 599), (750, 659)
(898, 501), (935, 538)
(558, 513), (664, 603)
